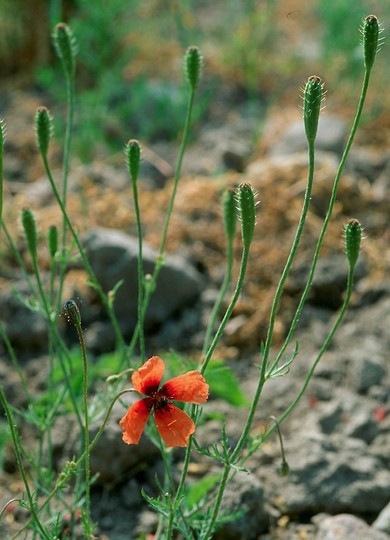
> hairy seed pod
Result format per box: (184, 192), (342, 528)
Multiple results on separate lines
(125, 139), (141, 182)
(47, 225), (58, 259)
(222, 187), (237, 244)
(53, 22), (77, 79)
(185, 46), (202, 91)
(35, 107), (52, 157)
(236, 183), (257, 250)
(344, 219), (362, 269)
(362, 15), (380, 72)
(22, 208), (38, 260)
(303, 75), (324, 143)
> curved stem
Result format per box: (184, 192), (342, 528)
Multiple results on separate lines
(126, 87), (196, 364)
(273, 67), (372, 370)
(0, 388), (51, 540)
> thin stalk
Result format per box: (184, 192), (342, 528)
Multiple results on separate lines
(55, 75), (75, 315)
(0, 323), (30, 399)
(200, 240), (251, 375)
(260, 141), (315, 381)
(126, 85), (197, 363)
(272, 67), (373, 372)
(262, 262), (356, 445)
(74, 321), (92, 537)
(0, 388), (52, 540)
(11, 388), (135, 540)
(39, 153), (126, 353)
(202, 221), (235, 355)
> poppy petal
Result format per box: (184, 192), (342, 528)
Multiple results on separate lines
(132, 356), (165, 396)
(154, 404), (195, 447)
(119, 398), (151, 444)
(161, 371), (209, 404)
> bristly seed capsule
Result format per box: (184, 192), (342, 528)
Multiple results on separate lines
(125, 139), (141, 183)
(362, 15), (381, 72)
(185, 46), (202, 91)
(344, 219), (362, 270)
(236, 183), (257, 250)
(303, 75), (324, 143)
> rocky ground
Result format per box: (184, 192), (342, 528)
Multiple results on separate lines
(0, 73), (390, 540)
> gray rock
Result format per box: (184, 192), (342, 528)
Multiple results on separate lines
(348, 346), (387, 393)
(89, 400), (159, 485)
(216, 471), (268, 539)
(287, 254), (367, 310)
(316, 513), (390, 540)
(259, 433), (390, 515)
(374, 500), (390, 534)
(82, 228), (202, 329)
(271, 116), (347, 157)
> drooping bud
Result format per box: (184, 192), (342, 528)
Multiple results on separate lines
(236, 183), (257, 250)
(303, 75), (324, 143)
(53, 22), (77, 79)
(62, 299), (82, 328)
(35, 107), (53, 157)
(125, 139), (141, 183)
(344, 219), (362, 269)
(47, 225), (58, 259)
(362, 15), (381, 72)
(185, 46), (202, 91)
(21, 208), (38, 261)
(222, 187), (237, 244)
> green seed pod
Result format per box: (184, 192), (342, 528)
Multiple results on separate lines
(35, 107), (52, 157)
(344, 219), (362, 269)
(303, 75), (324, 143)
(47, 225), (58, 259)
(185, 46), (202, 91)
(125, 139), (141, 183)
(21, 208), (38, 261)
(362, 15), (381, 72)
(62, 299), (82, 328)
(53, 22), (77, 79)
(236, 183), (257, 250)
(222, 187), (237, 244)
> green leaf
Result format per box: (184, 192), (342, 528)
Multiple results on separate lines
(186, 473), (221, 508)
(206, 360), (248, 407)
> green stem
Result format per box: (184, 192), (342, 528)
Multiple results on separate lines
(55, 75), (75, 316)
(74, 322), (92, 537)
(200, 241), (250, 376)
(202, 223), (235, 355)
(0, 388), (51, 540)
(262, 262), (356, 445)
(126, 86), (196, 364)
(260, 140), (315, 380)
(272, 67), (373, 371)
(11, 388), (134, 539)
(40, 153), (126, 353)
(131, 163), (145, 360)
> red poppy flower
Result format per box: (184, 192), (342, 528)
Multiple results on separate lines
(120, 356), (209, 447)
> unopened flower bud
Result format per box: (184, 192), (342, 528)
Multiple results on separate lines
(53, 23), (77, 79)
(35, 107), (52, 157)
(185, 46), (202, 91)
(344, 219), (362, 269)
(125, 139), (141, 183)
(47, 225), (58, 259)
(236, 183), (257, 250)
(362, 15), (381, 72)
(62, 299), (82, 328)
(21, 208), (38, 260)
(303, 75), (324, 143)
